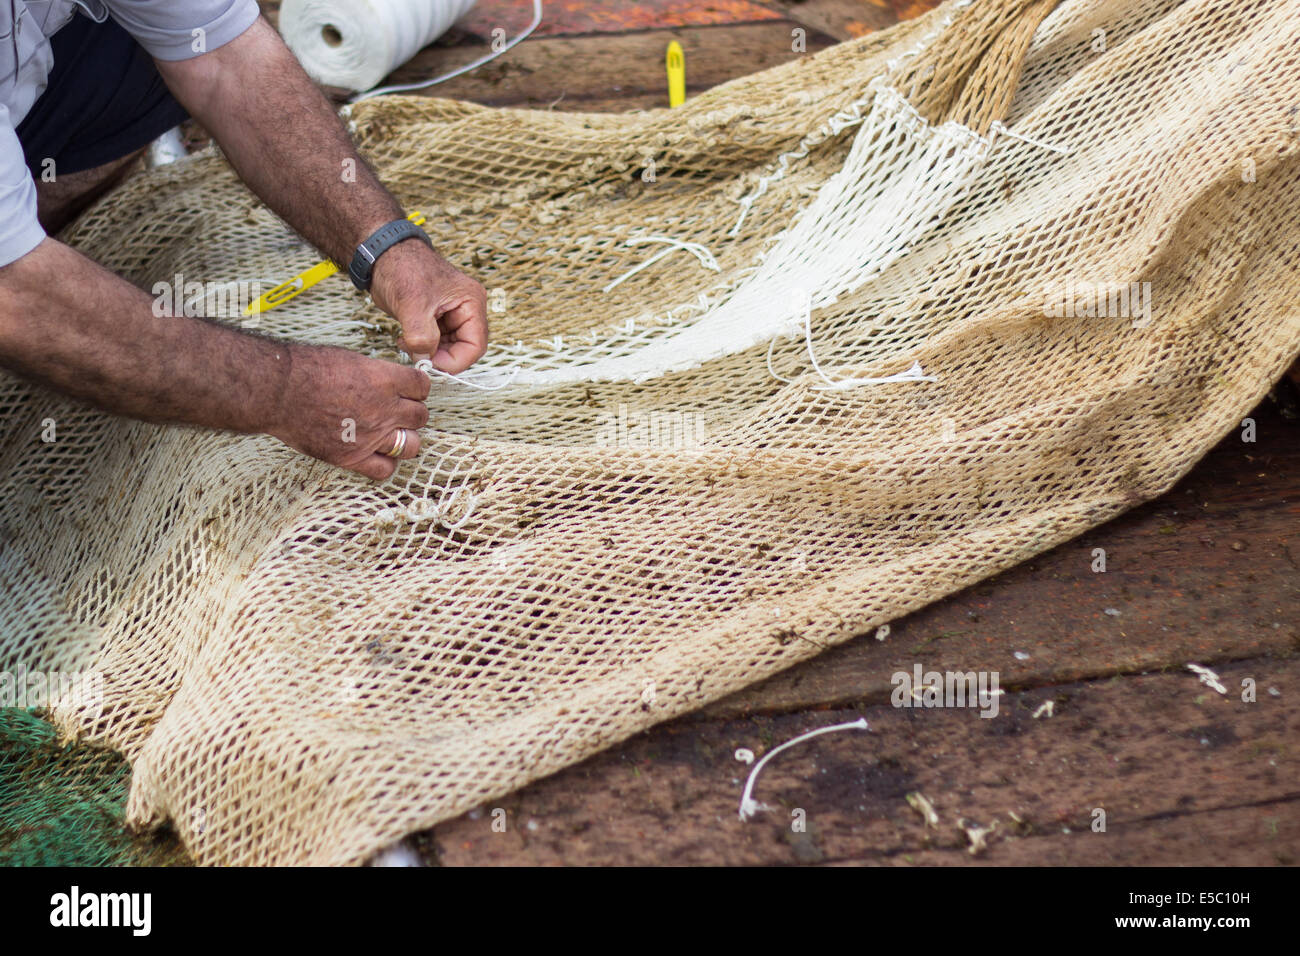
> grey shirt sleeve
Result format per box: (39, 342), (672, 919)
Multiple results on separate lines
(0, 105), (47, 268)
(1, 2), (262, 267)
(102, 0), (261, 61)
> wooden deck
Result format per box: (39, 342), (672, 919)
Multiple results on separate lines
(259, 0), (1300, 865)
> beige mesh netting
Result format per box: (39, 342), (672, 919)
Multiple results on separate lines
(2, 0), (1297, 864)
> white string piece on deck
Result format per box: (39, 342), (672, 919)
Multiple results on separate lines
(738, 717), (870, 821)
(603, 235), (721, 294)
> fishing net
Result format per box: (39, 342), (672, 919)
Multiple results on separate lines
(1, 0), (1297, 864)
(0, 708), (185, 865)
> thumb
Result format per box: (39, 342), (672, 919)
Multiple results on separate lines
(395, 307), (440, 361)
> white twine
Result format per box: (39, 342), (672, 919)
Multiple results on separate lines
(988, 120), (1072, 155)
(765, 290), (936, 390)
(415, 358), (521, 391)
(738, 718), (869, 821)
(603, 235), (722, 294)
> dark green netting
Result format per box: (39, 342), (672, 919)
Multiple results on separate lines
(0, 708), (188, 866)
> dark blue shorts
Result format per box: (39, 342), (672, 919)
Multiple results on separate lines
(15, 12), (190, 177)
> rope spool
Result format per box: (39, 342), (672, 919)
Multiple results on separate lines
(279, 0), (478, 92)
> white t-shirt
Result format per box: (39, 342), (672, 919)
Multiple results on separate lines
(0, 0), (260, 266)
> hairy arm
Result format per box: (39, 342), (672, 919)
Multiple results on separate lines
(0, 240), (430, 481)
(155, 17), (487, 372)
(0, 241), (290, 432)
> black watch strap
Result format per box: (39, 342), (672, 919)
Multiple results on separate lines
(348, 218), (433, 291)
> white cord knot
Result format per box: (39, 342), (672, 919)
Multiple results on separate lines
(373, 488), (478, 532)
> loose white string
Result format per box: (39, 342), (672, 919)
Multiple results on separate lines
(437, 486), (478, 531)
(738, 718), (869, 821)
(765, 291), (937, 390)
(988, 120), (1073, 155)
(603, 235), (721, 294)
(765, 335), (796, 385)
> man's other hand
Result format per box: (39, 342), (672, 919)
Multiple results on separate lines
(370, 241), (488, 374)
(270, 345), (431, 481)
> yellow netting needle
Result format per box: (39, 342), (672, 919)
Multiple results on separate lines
(666, 41), (685, 108)
(244, 211), (427, 317)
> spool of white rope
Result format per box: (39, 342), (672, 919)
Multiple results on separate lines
(279, 0), (478, 92)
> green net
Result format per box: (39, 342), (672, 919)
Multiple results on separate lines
(0, 708), (187, 867)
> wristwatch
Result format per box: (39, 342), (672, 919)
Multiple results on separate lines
(347, 218), (433, 292)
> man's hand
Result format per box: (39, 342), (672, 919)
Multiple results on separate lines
(370, 240), (488, 374)
(269, 345), (431, 481)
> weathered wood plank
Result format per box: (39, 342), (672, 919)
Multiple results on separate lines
(457, 0), (788, 38)
(370, 23), (838, 110)
(769, 0), (919, 41)
(426, 655), (1300, 865)
(826, 798), (1300, 865)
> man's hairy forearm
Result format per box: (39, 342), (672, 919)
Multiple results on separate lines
(157, 18), (404, 266)
(0, 240), (291, 433)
